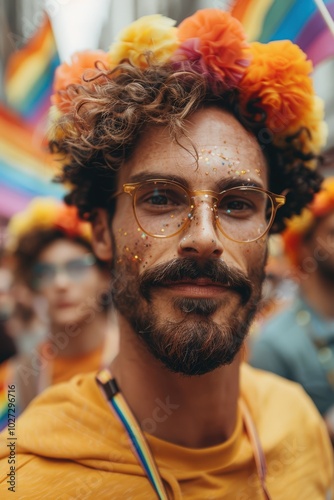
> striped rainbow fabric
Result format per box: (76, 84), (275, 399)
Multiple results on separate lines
(230, 0), (334, 66)
(0, 381), (7, 432)
(4, 15), (60, 126)
(96, 369), (169, 500)
(1, 15), (63, 218)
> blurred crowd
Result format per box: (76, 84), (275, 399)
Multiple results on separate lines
(0, 198), (119, 423)
(249, 171), (334, 445)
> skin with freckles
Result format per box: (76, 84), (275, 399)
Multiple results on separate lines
(93, 107), (269, 447)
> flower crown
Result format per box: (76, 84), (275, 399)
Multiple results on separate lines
(50, 8), (327, 162)
(7, 198), (92, 252)
(282, 176), (334, 266)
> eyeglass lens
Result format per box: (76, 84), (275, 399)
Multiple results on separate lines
(133, 181), (273, 242)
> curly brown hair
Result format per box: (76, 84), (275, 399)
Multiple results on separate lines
(51, 62), (322, 233)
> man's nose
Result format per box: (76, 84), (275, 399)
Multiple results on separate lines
(177, 197), (224, 259)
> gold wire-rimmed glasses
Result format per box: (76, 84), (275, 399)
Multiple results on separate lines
(113, 179), (286, 243)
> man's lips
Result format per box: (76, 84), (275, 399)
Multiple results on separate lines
(138, 258), (252, 304)
(155, 279), (233, 298)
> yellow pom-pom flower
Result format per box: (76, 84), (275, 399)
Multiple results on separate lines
(7, 198), (91, 252)
(108, 14), (179, 68)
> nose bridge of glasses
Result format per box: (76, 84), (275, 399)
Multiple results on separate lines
(190, 191), (219, 217)
(191, 189), (219, 201)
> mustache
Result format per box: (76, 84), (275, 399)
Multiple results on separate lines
(139, 258), (252, 304)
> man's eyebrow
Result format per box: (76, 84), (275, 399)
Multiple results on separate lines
(216, 178), (264, 191)
(126, 172), (190, 188)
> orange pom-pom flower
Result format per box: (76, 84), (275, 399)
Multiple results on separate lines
(52, 50), (109, 112)
(172, 9), (250, 90)
(239, 41), (314, 138)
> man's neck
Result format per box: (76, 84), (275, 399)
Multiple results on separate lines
(49, 312), (110, 357)
(110, 322), (241, 449)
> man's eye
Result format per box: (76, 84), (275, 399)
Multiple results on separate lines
(220, 198), (253, 213)
(141, 189), (184, 206)
(147, 192), (170, 205)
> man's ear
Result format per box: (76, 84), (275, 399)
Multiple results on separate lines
(91, 209), (113, 261)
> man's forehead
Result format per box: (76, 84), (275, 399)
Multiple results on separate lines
(128, 109), (266, 169)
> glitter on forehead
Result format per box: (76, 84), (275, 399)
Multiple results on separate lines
(197, 148), (263, 179)
(197, 148), (253, 178)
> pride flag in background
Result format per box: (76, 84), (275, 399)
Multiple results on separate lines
(1, 16), (63, 219)
(0, 105), (65, 219)
(230, 0), (334, 66)
(4, 15), (60, 127)
(0, 382), (7, 432)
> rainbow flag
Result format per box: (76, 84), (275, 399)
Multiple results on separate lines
(4, 15), (60, 127)
(2, 16), (64, 219)
(230, 0), (334, 66)
(0, 381), (7, 432)
(0, 105), (65, 218)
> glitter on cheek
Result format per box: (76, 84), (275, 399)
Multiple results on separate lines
(114, 220), (168, 270)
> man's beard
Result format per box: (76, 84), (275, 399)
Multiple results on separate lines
(111, 256), (265, 376)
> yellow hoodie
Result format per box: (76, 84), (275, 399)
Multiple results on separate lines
(0, 364), (333, 499)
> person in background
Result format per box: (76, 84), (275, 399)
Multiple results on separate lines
(0, 324), (16, 365)
(2, 276), (48, 356)
(251, 235), (296, 321)
(250, 177), (334, 444)
(0, 198), (118, 427)
(0, 267), (17, 363)
(0, 9), (332, 498)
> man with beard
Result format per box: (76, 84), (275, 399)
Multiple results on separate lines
(0, 8), (333, 499)
(250, 177), (334, 445)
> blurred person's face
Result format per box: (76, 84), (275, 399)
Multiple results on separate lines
(32, 239), (109, 327)
(0, 268), (14, 320)
(94, 108), (271, 375)
(302, 210), (334, 283)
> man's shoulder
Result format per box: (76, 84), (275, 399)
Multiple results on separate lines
(241, 363), (328, 440)
(0, 371), (118, 460)
(23, 370), (101, 409)
(241, 364), (334, 494)
(242, 362), (313, 400)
